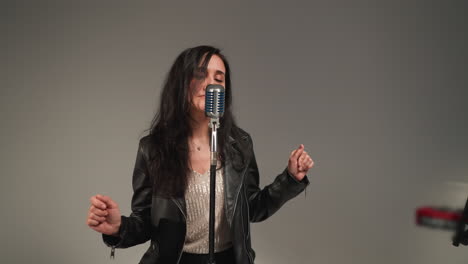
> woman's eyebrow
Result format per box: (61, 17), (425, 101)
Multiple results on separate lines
(215, 70), (225, 75)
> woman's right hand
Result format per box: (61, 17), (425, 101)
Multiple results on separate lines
(87, 194), (122, 236)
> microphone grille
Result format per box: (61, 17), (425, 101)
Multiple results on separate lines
(205, 84), (225, 118)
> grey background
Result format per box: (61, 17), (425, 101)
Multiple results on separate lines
(2, 1), (468, 263)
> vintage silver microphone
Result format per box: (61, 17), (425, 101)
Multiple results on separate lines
(204, 84), (225, 264)
(205, 84), (225, 121)
(205, 84), (225, 162)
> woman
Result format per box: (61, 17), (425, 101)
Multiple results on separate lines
(86, 45), (314, 264)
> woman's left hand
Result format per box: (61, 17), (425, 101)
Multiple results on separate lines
(288, 144), (314, 181)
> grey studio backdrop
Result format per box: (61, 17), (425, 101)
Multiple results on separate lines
(2, 1), (468, 263)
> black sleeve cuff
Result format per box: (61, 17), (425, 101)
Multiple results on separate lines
(102, 216), (126, 248)
(286, 168), (310, 185)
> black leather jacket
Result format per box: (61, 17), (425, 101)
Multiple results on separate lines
(102, 129), (310, 264)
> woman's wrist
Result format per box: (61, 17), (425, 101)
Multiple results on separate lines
(110, 224), (121, 237)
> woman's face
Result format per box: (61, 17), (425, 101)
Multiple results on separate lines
(189, 54), (226, 114)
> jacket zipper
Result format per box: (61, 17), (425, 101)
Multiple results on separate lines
(230, 155), (253, 263)
(225, 164), (253, 263)
(172, 199), (187, 264)
(110, 245), (115, 259)
(223, 167), (230, 230)
(242, 186), (254, 264)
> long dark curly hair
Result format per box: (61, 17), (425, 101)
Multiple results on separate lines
(143, 45), (248, 198)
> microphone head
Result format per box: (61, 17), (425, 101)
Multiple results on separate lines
(205, 84), (225, 119)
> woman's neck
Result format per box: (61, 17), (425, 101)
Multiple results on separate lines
(189, 110), (210, 142)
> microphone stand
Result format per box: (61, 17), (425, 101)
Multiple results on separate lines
(207, 118), (219, 264)
(204, 84), (225, 264)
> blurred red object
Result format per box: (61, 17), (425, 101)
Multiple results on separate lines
(415, 206), (464, 230)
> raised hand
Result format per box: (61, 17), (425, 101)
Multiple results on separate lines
(86, 194), (122, 236)
(287, 144), (314, 181)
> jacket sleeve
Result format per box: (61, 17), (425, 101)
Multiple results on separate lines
(102, 138), (152, 249)
(244, 135), (310, 223)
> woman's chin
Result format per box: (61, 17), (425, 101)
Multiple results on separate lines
(197, 104), (205, 113)
(189, 107), (206, 116)
(196, 106), (205, 113)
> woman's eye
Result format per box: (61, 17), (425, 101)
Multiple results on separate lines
(215, 79), (223, 83)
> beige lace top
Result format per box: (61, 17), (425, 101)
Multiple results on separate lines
(182, 166), (232, 253)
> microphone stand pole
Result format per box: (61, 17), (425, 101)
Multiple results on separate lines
(204, 84), (225, 264)
(207, 118), (219, 264)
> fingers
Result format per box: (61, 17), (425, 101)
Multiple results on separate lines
(87, 218), (100, 226)
(87, 208), (106, 227)
(289, 144), (305, 170)
(89, 204), (108, 217)
(297, 151), (308, 169)
(299, 157), (314, 171)
(291, 144), (304, 160)
(95, 194), (118, 209)
(297, 149), (314, 171)
(88, 210), (106, 222)
(289, 144), (314, 175)
(90, 195), (107, 210)
(87, 194), (112, 228)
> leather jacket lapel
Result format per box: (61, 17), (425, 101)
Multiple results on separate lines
(171, 197), (187, 221)
(224, 135), (248, 228)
